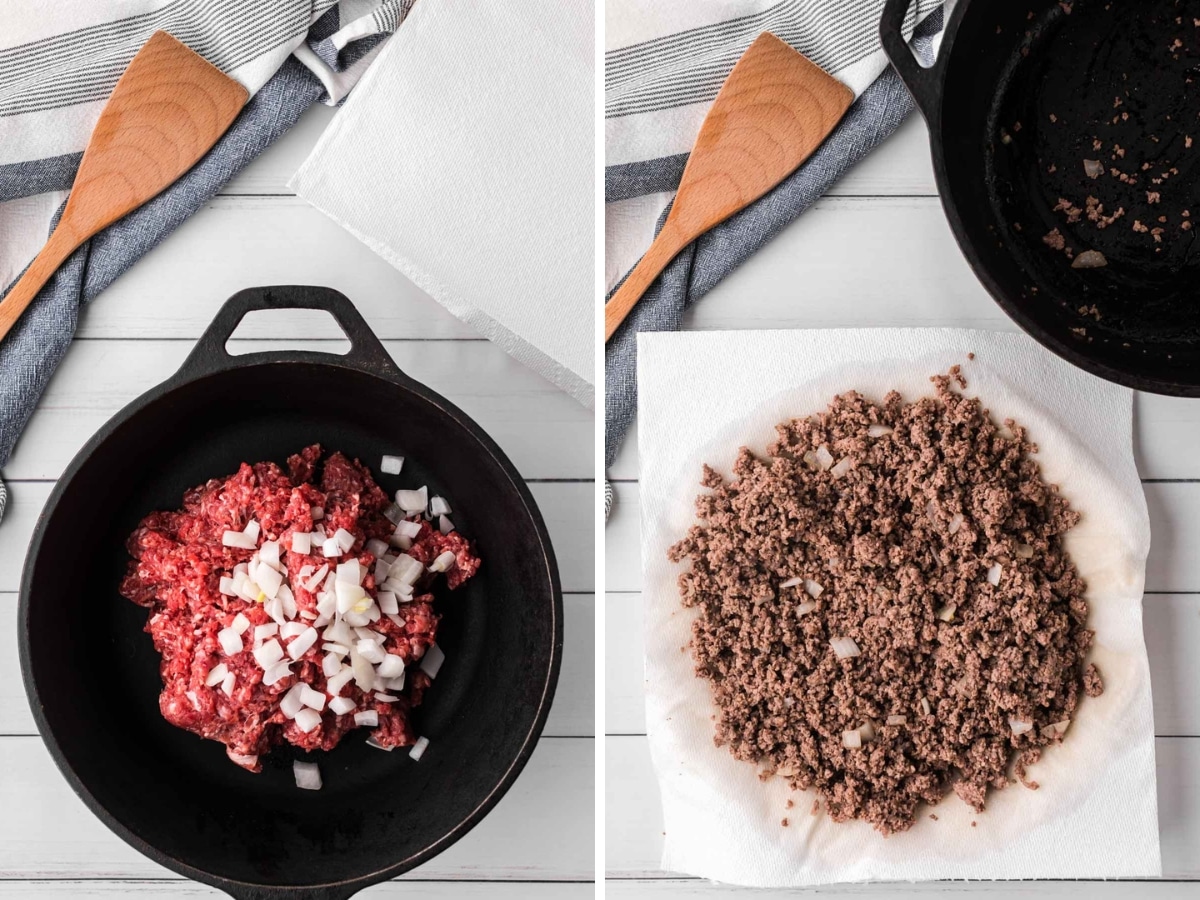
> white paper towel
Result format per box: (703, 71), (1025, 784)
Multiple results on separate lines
(637, 328), (1160, 885)
(291, 0), (595, 408)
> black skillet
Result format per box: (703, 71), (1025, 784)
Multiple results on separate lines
(882, 0), (1200, 395)
(18, 285), (563, 899)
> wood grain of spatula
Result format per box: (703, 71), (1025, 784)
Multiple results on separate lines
(604, 33), (854, 342)
(0, 31), (247, 342)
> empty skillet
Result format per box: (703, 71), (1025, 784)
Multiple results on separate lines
(882, 0), (1200, 395)
(19, 285), (563, 898)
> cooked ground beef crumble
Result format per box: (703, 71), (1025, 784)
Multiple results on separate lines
(668, 370), (1100, 835)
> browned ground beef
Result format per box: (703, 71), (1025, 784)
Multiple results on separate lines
(668, 370), (1100, 835)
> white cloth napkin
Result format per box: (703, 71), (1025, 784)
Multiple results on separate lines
(637, 328), (1160, 885)
(291, 0), (595, 409)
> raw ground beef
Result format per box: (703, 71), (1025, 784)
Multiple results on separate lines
(120, 444), (480, 769)
(668, 369), (1100, 835)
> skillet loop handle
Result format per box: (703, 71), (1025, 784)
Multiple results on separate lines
(178, 285), (402, 380)
(879, 0), (941, 129)
(221, 887), (358, 900)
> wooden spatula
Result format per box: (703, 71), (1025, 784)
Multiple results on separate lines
(0, 31), (247, 342)
(604, 33), (854, 341)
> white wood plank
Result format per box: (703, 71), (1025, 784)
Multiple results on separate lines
(603, 592), (1200, 738)
(0, 481), (593, 593)
(605, 734), (1200, 880)
(75, 196), (480, 341)
(4, 339), (593, 482)
(0, 735), (592, 881)
(603, 483), (1200, 595)
(606, 880), (1197, 897)
(0, 882), (592, 899)
(0, 591), (592, 737)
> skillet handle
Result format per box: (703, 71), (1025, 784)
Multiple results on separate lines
(177, 285), (402, 380)
(221, 887), (357, 900)
(879, 0), (941, 128)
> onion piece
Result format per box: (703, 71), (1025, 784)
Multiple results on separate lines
(438, 515), (455, 535)
(886, 715), (907, 726)
(936, 604), (957, 622)
(300, 684), (326, 711)
(830, 457), (855, 478)
(394, 519), (423, 540)
(333, 528), (356, 554)
(842, 730), (862, 749)
(254, 623), (278, 642)
(380, 455), (405, 475)
(867, 424), (893, 438)
(1009, 718), (1034, 735)
(377, 654), (406, 679)
(254, 639), (284, 669)
(813, 445), (834, 471)
(1041, 719), (1071, 739)
(366, 737), (393, 751)
(322, 652), (342, 677)
(262, 660), (292, 687)
(336, 560), (364, 585)
(375, 693), (399, 703)
(796, 600), (817, 616)
(429, 550), (457, 574)
(803, 579), (823, 599)
(279, 583), (297, 619)
(948, 513), (964, 535)
(365, 538), (390, 559)
(329, 696), (356, 715)
(350, 647), (375, 690)
(243, 520), (261, 541)
(294, 708), (322, 733)
(1072, 249), (1108, 269)
(222, 530), (257, 550)
(260, 540), (281, 570)
(303, 563), (330, 593)
(408, 736), (430, 761)
(335, 581), (367, 614)
(231, 613), (251, 635)
(829, 636), (861, 659)
(356, 639), (386, 665)
(292, 532), (312, 555)
(419, 644), (445, 678)
(217, 628), (243, 656)
(326, 667), (355, 696)
(287, 627), (319, 660)
(323, 620), (354, 646)
(205, 663), (229, 687)
(396, 486), (428, 513)
(919, 697), (932, 716)
(354, 710), (379, 727)
(382, 502), (405, 525)
(1083, 158), (1104, 178)
(987, 563), (1003, 586)
(218, 576), (236, 596)
(280, 684), (306, 719)
(221, 672), (235, 696)
(281, 621), (308, 639)
(256, 565), (284, 601)
(858, 720), (876, 742)
(779, 577), (802, 589)
(430, 496), (451, 517)
(265, 597), (286, 626)
(293, 760), (322, 790)
(321, 538), (341, 558)
(377, 591), (399, 615)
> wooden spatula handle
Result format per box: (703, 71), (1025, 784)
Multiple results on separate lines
(604, 225), (690, 342)
(0, 225), (81, 339)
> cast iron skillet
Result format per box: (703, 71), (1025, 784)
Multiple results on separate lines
(881, 0), (1200, 395)
(18, 285), (563, 899)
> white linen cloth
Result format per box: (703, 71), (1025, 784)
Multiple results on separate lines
(637, 328), (1160, 885)
(604, 0), (943, 290)
(291, 0), (595, 408)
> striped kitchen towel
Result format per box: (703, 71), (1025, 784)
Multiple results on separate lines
(604, 0), (947, 482)
(0, 0), (416, 524)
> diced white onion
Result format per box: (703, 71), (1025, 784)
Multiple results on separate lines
(293, 760), (322, 790)
(396, 486), (428, 513)
(336, 560), (364, 585)
(886, 715), (907, 726)
(323, 642), (350, 656)
(867, 424), (893, 437)
(333, 528), (356, 554)
(323, 620), (354, 646)
(829, 636), (861, 659)
(356, 626), (386, 644)
(842, 730), (862, 749)
(380, 455), (405, 475)
(326, 667), (356, 695)
(385, 670), (406, 692)
(374, 558), (392, 583)
(279, 583), (297, 619)
(920, 697), (932, 716)
(936, 604), (957, 622)
(1041, 719), (1070, 738)
(316, 591), (336, 617)
(260, 540), (281, 570)
(292, 532), (312, 555)
(796, 600), (817, 616)
(322, 538), (341, 558)
(391, 554), (425, 585)
(830, 457), (855, 478)
(222, 530), (257, 550)
(430, 496), (451, 516)
(1009, 718), (1034, 735)
(254, 623), (278, 642)
(227, 749), (258, 768)
(300, 684), (326, 710)
(254, 639), (284, 669)
(186, 690), (200, 710)
(429, 550), (457, 574)
(281, 621), (308, 639)
(303, 564), (330, 593)
(205, 663), (229, 687)
(280, 684), (306, 719)
(779, 577), (802, 588)
(377, 591), (399, 615)
(858, 720), (876, 742)
(354, 710), (379, 727)
(243, 520), (261, 541)
(231, 613), (251, 635)
(350, 647), (375, 689)
(287, 627), (319, 660)
(329, 696), (356, 715)
(365, 538), (390, 560)
(948, 513), (964, 535)
(803, 579), (823, 598)
(375, 693), (399, 702)
(336, 581), (367, 614)
(382, 502), (405, 525)
(322, 653), (342, 677)
(419, 643), (445, 679)
(987, 563), (1003, 586)
(814, 445), (834, 471)
(217, 628), (243, 656)
(256, 565), (284, 601)
(221, 672), (235, 696)
(408, 736), (430, 761)
(438, 515), (455, 535)
(377, 654), (406, 679)
(294, 708), (322, 733)
(356, 639), (386, 664)
(218, 576), (236, 596)
(265, 597), (286, 626)
(262, 660), (292, 686)
(394, 519), (423, 540)
(366, 737), (393, 751)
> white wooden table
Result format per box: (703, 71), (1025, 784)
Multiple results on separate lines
(0, 104), (595, 899)
(604, 114), (1200, 897)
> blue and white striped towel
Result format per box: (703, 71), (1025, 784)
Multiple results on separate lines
(0, 0), (416, 523)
